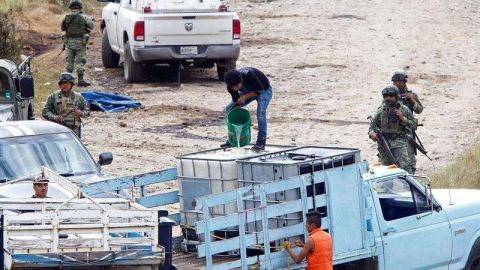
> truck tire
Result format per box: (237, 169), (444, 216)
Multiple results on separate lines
(28, 104), (34, 120)
(101, 28), (120, 68)
(466, 239), (480, 270)
(467, 252), (480, 270)
(123, 40), (143, 83)
(216, 61), (236, 81)
(169, 62), (182, 84)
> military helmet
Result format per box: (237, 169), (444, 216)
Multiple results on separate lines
(69, 0), (83, 9)
(382, 85), (400, 97)
(58, 72), (76, 85)
(391, 70), (407, 81)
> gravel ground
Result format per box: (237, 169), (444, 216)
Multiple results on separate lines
(81, 0), (480, 180)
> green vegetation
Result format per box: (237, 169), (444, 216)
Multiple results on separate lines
(0, 14), (20, 60)
(432, 142), (480, 189)
(0, 0), (26, 13)
(32, 57), (64, 114)
(0, 0), (22, 60)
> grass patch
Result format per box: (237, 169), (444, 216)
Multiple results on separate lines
(432, 142), (480, 189)
(32, 52), (65, 114)
(0, 0), (27, 13)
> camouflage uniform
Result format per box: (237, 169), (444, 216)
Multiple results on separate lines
(42, 90), (90, 138)
(369, 101), (417, 174)
(398, 86), (423, 174)
(61, 7), (93, 84)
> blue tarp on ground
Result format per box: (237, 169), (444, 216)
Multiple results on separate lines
(81, 91), (141, 112)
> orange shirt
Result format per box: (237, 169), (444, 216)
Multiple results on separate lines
(306, 228), (333, 270)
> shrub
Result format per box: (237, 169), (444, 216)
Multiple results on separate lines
(0, 11), (20, 60)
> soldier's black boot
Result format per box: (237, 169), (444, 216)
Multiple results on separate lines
(251, 138), (266, 152)
(77, 74), (91, 87)
(220, 140), (232, 148)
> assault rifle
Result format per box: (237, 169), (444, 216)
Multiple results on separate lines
(368, 116), (399, 166)
(58, 44), (66, 57)
(407, 124), (433, 161)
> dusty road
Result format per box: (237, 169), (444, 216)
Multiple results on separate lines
(81, 0), (480, 179)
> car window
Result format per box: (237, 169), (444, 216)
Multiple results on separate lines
(412, 185), (430, 214)
(374, 177), (428, 221)
(0, 71), (13, 101)
(0, 133), (99, 181)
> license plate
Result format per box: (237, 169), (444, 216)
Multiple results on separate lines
(180, 46), (198, 55)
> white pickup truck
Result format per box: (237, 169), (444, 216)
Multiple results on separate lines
(172, 146), (480, 269)
(98, 0), (241, 83)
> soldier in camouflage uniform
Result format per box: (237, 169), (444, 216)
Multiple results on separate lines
(61, 0), (94, 87)
(392, 70), (424, 174)
(369, 86), (417, 174)
(42, 72), (90, 139)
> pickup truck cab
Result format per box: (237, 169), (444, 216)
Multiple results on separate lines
(98, 0), (240, 83)
(365, 165), (480, 270)
(0, 120), (115, 190)
(0, 57), (35, 121)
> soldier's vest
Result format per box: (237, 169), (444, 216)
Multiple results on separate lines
(64, 13), (88, 38)
(380, 104), (403, 135)
(54, 92), (80, 129)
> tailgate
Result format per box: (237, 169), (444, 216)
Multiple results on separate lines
(144, 13), (234, 46)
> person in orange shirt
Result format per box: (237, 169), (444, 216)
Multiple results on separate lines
(284, 211), (333, 270)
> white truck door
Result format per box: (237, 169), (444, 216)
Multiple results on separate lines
(371, 176), (452, 270)
(103, 1), (122, 52)
(115, 0), (131, 51)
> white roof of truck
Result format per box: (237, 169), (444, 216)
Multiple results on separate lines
(0, 120), (71, 139)
(362, 163), (407, 181)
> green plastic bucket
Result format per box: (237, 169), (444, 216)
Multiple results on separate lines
(227, 108), (251, 147)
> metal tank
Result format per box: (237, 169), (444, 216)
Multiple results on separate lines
(176, 145), (298, 252)
(236, 146), (362, 232)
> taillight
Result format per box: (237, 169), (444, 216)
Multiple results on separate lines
(233, 19), (240, 39)
(134, 21), (145, 41)
(217, 5), (227, 12)
(144, 6), (152, 13)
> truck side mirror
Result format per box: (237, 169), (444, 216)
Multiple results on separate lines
(19, 76), (34, 98)
(98, 152), (113, 166)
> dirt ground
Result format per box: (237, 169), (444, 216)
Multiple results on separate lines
(74, 0), (480, 179)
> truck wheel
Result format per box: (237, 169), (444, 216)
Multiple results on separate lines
(27, 104), (34, 120)
(216, 61), (236, 81)
(466, 240), (480, 270)
(101, 28), (120, 68)
(170, 62), (182, 84)
(468, 255), (480, 270)
(124, 40), (143, 83)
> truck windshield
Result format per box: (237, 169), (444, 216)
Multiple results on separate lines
(0, 133), (99, 180)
